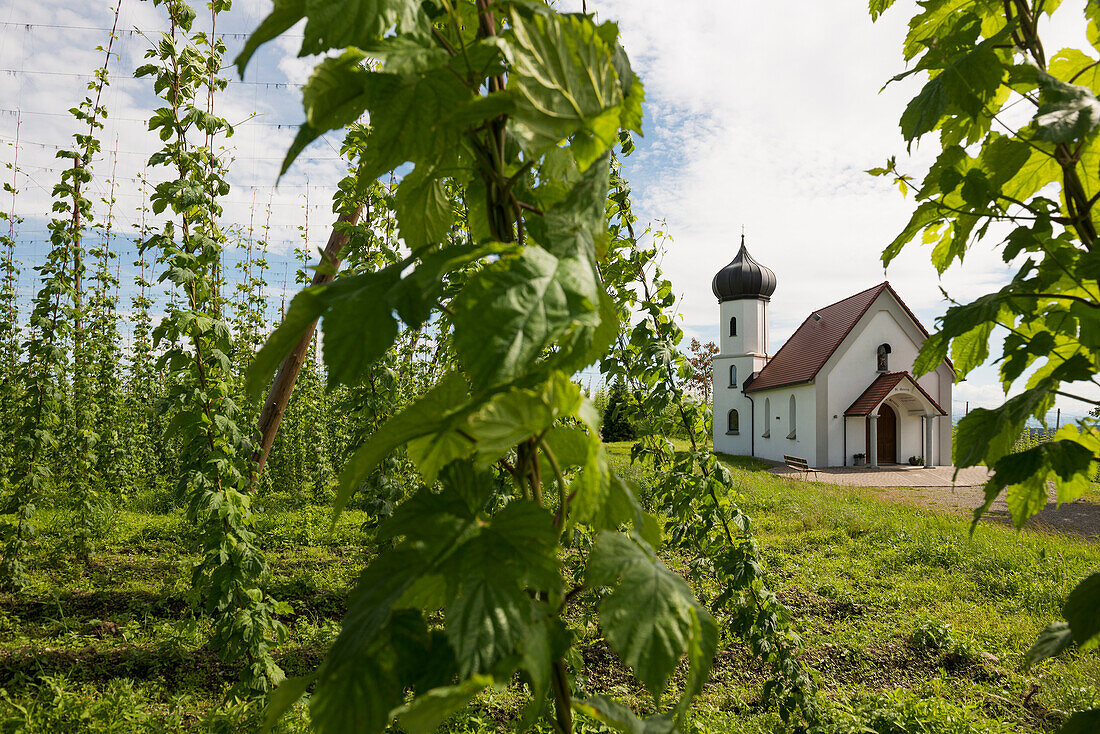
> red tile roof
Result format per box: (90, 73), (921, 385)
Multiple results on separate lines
(745, 282), (889, 393)
(844, 371), (947, 416)
(745, 281), (950, 393)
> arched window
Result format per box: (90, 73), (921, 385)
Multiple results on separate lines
(729, 316), (737, 336)
(727, 409), (739, 435)
(787, 395), (797, 440)
(729, 364), (737, 387)
(877, 343), (891, 372)
(762, 398), (771, 438)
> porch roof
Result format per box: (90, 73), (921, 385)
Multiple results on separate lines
(844, 371), (947, 417)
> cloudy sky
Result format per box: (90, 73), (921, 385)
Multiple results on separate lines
(0, 0), (1095, 420)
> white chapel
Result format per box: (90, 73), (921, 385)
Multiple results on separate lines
(711, 238), (954, 468)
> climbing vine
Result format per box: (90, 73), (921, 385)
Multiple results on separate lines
(0, 1), (123, 582)
(238, 1), (729, 730)
(600, 152), (820, 726)
(137, 0), (286, 694)
(0, 159), (21, 494)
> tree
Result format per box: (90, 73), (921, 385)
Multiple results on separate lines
(687, 337), (719, 401)
(602, 379), (635, 442)
(871, 2), (1100, 729)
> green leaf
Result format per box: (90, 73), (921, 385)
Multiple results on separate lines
(250, 243), (504, 401)
(985, 436), (1096, 526)
(379, 485), (482, 556)
(1064, 573), (1100, 648)
(320, 269), (401, 389)
(463, 372), (585, 462)
(394, 675), (493, 734)
(452, 246), (599, 389)
(406, 430), (477, 484)
(244, 287), (325, 398)
(586, 531), (717, 703)
(279, 49), (373, 174)
(395, 161), (455, 248)
(310, 651), (403, 734)
(900, 76), (948, 142)
(355, 70), (471, 181)
(574, 696), (675, 734)
(484, 501), (561, 593)
(1026, 621), (1074, 666)
(505, 10), (623, 168)
(237, 0), (423, 74)
(869, 0), (897, 21)
(235, 0), (304, 75)
(676, 606), (719, 723)
(1059, 709), (1100, 734)
(260, 674), (314, 732)
(948, 321), (993, 377)
(446, 563), (533, 677)
(517, 609), (571, 728)
(913, 291), (1008, 377)
(543, 150), (611, 261)
(321, 549), (424, 676)
(954, 386), (1052, 469)
(1032, 64), (1100, 143)
(334, 373), (471, 521)
(883, 201), (942, 267)
(360, 35), (450, 75)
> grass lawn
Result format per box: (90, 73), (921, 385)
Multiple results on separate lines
(0, 444), (1095, 732)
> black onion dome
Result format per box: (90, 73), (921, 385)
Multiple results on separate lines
(711, 237), (777, 302)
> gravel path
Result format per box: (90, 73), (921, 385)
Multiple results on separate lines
(767, 464), (1100, 538)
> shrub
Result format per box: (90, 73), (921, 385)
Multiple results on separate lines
(909, 617), (954, 652)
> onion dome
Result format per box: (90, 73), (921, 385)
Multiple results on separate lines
(711, 236), (777, 302)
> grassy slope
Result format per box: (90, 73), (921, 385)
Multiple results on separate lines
(688, 449), (1100, 733)
(0, 447), (1096, 732)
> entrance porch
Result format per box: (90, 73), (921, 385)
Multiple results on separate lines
(843, 371), (948, 468)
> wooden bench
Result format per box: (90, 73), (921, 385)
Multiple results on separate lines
(783, 455), (819, 481)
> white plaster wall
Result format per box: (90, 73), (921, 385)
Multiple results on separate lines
(719, 298), (767, 357)
(712, 297), (770, 460)
(843, 416), (867, 464)
(889, 398), (924, 464)
(752, 384), (817, 465)
(937, 367), (954, 465)
(712, 354), (753, 456)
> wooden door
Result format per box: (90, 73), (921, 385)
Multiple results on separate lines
(878, 404), (897, 463)
(865, 404), (898, 464)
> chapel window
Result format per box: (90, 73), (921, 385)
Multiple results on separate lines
(762, 398), (771, 438)
(730, 317), (737, 337)
(727, 409), (739, 435)
(787, 395), (797, 440)
(729, 364), (737, 387)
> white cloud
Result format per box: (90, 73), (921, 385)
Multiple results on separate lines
(560, 0), (1094, 416)
(2, 0), (1097, 418)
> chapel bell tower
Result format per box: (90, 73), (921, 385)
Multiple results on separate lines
(711, 236), (777, 455)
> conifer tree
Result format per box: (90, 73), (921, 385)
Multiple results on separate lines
(602, 379), (635, 442)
